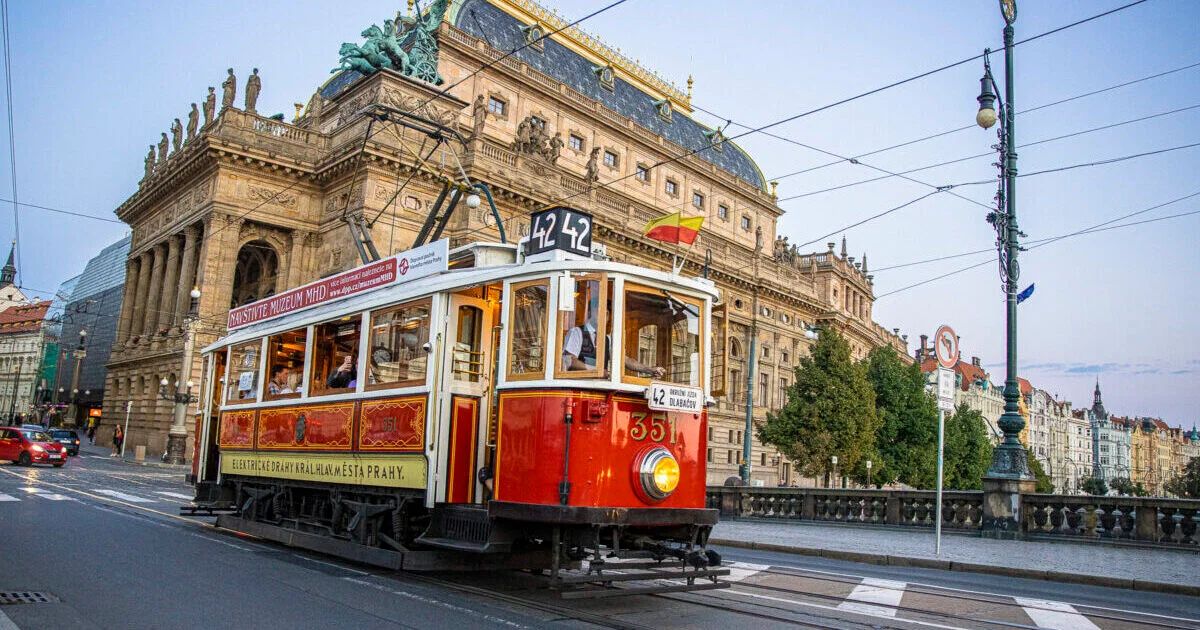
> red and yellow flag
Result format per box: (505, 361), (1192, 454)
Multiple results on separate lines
(643, 212), (704, 245)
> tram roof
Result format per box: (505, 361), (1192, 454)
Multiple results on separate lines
(203, 246), (717, 354)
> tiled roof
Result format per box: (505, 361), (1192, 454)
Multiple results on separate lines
(920, 357), (990, 392)
(0, 301), (51, 334)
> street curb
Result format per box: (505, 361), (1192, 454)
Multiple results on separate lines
(709, 538), (1200, 597)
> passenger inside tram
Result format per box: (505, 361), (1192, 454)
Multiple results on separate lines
(561, 278), (664, 378)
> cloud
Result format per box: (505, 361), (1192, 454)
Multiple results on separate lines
(1133, 368), (1161, 375)
(1063, 363), (1133, 374)
(1169, 369), (1195, 375)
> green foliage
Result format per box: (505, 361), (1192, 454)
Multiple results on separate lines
(941, 404), (993, 491)
(1134, 482), (1149, 497)
(1164, 458), (1200, 498)
(1109, 476), (1136, 496)
(1025, 451), (1055, 493)
(1081, 476), (1108, 496)
(862, 346), (937, 489)
(757, 328), (877, 479)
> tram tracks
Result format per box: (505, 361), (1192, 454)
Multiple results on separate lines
(654, 564), (1200, 630)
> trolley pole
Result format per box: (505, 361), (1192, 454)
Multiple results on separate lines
(740, 228), (763, 484)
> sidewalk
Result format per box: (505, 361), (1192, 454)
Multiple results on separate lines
(78, 440), (190, 472)
(711, 519), (1200, 596)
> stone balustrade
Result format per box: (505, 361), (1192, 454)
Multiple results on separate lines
(708, 486), (1200, 547)
(1022, 494), (1199, 546)
(707, 486), (983, 530)
(210, 109), (326, 163)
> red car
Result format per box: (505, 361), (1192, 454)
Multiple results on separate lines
(0, 426), (67, 467)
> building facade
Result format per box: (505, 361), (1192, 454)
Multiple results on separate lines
(101, 0), (906, 473)
(1088, 381), (1132, 488)
(53, 236), (131, 426)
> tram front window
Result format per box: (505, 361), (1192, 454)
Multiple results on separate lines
(508, 280), (549, 380)
(622, 285), (702, 386)
(557, 276), (608, 379)
(265, 329), (307, 400)
(311, 317), (362, 395)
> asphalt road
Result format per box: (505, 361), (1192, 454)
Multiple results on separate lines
(1, 450), (1197, 629)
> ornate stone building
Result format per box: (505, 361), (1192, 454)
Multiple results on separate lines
(101, 0), (906, 475)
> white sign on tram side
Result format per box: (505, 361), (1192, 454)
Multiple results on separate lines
(647, 383), (704, 413)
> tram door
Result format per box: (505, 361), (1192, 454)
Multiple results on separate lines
(439, 292), (494, 504)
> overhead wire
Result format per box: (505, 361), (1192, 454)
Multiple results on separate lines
(1, 0), (18, 281)
(945, 141), (1200, 188)
(873, 191), (1200, 298)
(768, 59), (1200, 183)
(451, 0), (1153, 245)
(776, 104), (1200, 202)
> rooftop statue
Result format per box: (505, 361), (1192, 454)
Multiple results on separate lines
(332, 0), (447, 85)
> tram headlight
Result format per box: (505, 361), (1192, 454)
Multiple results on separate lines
(636, 447), (679, 502)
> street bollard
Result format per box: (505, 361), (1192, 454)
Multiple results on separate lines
(135, 445), (146, 462)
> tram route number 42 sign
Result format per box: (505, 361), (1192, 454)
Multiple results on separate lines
(527, 207), (593, 258)
(647, 383), (703, 413)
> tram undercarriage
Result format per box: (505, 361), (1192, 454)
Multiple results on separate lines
(191, 477), (729, 597)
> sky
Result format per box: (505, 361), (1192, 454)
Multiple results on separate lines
(1, 1), (1197, 426)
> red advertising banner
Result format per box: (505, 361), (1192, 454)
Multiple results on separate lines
(226, 240), (449, 330)
(228, 258), (397, 329)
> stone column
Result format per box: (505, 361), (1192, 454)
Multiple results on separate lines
(130, 251), (154, 339)
(172, 224), (202, 327)
(981, 476), (1035, 539)
(143, 243), (167, 338)
(116, 258), (140, 344)
(196, 213), (244, 326)
(157, 234), (182, 333)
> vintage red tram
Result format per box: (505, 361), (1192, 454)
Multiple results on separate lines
(191, 208), (727, 592)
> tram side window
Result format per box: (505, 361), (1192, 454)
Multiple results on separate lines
(556, 276), (609, 379)
(265, 328), (307, 401)
(367, 299), (431, 389)
(226, 341), (261, 403)
(622, 284), (702, 386)
(508, 281), (549, 380)
(310, 317), (362, 395)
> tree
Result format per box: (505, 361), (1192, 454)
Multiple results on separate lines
(862, 346), (937, 489)
(757, 328), (877, 482)
(1026, 451), (1054, 493)
(1081, 476), (1108, 496)
(1109, 476), (1136, 496)
(941, 404), (993, 490)
(1164, 457), (1200, 498)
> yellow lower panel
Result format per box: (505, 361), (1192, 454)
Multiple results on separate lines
(220, 451), (427, 489)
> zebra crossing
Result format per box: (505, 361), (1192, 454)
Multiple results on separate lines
(0, 487), (192, 505)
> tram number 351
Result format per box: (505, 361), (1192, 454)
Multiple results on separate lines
(629, 411), (677, 444)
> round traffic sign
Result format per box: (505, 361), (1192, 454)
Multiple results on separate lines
(934, 325), (958, 369)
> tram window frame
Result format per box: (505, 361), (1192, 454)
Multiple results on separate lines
(264, 328), (308, 402)
(365, 297), (432, 391)
(309, 315), (363, 397)
(225, 340), (262, 404)
(507, 279), (551, 382)
(555, 274), (609, 381)
(620, 282), (704, 387)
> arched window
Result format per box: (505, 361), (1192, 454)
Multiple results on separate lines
(729, 337), (742, 359)
(231, 240), (280, 308)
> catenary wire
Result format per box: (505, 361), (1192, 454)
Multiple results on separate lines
(2, 0), (19, 282)
(776, 104), (1200, 202)
(769, 59), (1200, 183)
(946, 141), (1200, 188)
(874, 205), (1200, 299)
(451, 0), (1153, 245)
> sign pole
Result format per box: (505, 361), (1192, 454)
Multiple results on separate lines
(122, 400), (132, 458)
(931, 324), (959, 558)
(936, 406), (945, 556)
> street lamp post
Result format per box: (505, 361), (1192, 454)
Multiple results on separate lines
(739, 229), (764, 484)
(830, 455), (838, 489)
(6, 365), (18, 425)
(975, 0), (1031, 483)
(165, 287), (202, 465)
(866, 459), (872, 488)
(65, 329), (86, 427)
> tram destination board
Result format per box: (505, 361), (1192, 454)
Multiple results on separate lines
(527, 207), (593, 258)
(647, 383), (703, 413)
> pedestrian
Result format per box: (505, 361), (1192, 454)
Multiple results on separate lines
(87, 424), (96, 444)
(111, 424), (124, 457)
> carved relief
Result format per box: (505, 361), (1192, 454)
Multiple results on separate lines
(324, 187), (363, 213)
(381, 89), (458, 127)
(247, 183), (299, 209)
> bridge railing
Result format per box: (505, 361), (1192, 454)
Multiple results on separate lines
(707, 486), (1200, 546)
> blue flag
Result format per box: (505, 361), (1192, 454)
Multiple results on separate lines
(1017, 283), (1035, 304)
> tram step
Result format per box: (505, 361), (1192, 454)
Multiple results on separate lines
(180, 502), (237, 516)
(556, 567), (730, 585)
(415, 504), (514, 554)
(558, 580), (731, 599)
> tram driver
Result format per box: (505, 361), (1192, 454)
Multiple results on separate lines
(562, 300), (664, 378)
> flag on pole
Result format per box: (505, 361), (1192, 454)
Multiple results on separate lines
(643, 212), (704, 245)
(1016, 283), (1035, 304)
